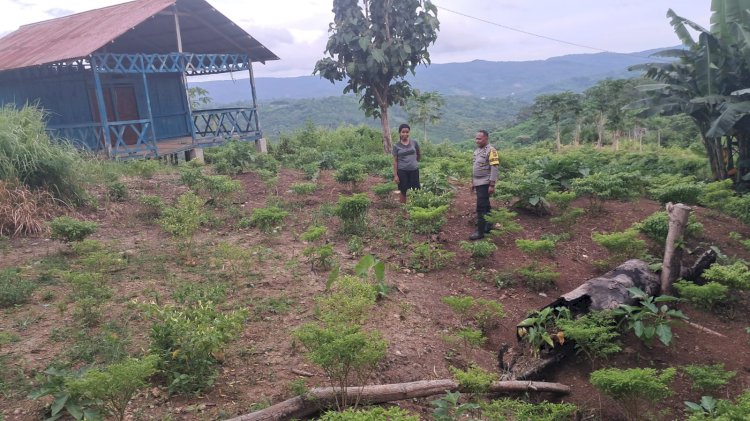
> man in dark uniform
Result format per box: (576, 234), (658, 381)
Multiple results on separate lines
(469, 130), (499, 240)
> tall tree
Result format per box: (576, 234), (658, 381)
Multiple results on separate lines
(314, 0), (439, 153)
(533, 92), (581, 150)
(405, 90), (444, 143)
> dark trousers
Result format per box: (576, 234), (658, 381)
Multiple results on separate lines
(397, 169), (420, 195)
(475, 184), (491, 215)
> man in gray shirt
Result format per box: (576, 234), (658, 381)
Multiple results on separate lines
(470, 130), (499, 240)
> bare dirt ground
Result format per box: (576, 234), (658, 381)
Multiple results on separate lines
(1, 167), (749, 420)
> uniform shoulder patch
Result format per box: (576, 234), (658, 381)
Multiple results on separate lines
(488, 148), (500, 166)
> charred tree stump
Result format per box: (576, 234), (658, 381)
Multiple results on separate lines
(661, 203), (692, 294)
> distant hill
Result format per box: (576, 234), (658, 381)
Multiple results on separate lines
(193, 48), (664, 103)
(193, 48), (667, 142)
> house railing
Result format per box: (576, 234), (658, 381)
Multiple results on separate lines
(192, 107), (261, 141)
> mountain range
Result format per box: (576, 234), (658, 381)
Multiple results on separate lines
(191, 48), (667, 142)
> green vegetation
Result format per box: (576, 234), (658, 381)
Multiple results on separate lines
(410, 242), (455, 272)
(50, 216), (98, 243)
(250, 205), (289, 234)
(590, 367), (676, 421)
(0, 268), (35, 308)
(335, 193), (370, 235)
(481, 398), (578, 421)
(612, 287), (687, 347)
(449, 364), (497, 394)
(683, 363), (736, 392)
(316, 406), (418, 421)
(555, 311), (621, 362)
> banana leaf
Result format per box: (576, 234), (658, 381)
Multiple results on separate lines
(706, 100), (750, 137)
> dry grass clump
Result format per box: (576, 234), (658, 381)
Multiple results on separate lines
(0, 180), (59, 237)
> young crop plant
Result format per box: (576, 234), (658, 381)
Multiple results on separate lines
(50, 216), (98, 243)
(571, 171), (643, 213)
(293, 322), (387, 410)
(137, 194), (164, 218)
(249, 205), (289, 234)
(591, 229), (647, 267)
(432, 391), (480, 421)
(213, 242), (253, 279)
(484, 208), (523, 239)
(410, 242), (455, 273)
(698, 179), (735, 210)
(158, 192), (207, 260)
(549, 206), (585, 231)
(683, 363), (736, 392)
(449, 364), (498, 394)
(0, 268), (35, 308)
(634, 211), (703, 245)
(290, 182), (318, 195)
(442, 295), (505, 334)
(29, 367), (101, 421)
(147, 301), (247, 394)
(301, 225), (334, 271)
(685, 390), (750, 420)
(317, 407), (419, 421)
(515, 238), (556, 257)
(334, 162), (367, 191)
(514, 261), (560, 291)
(673, 280), (728, 311)
(106, 180), (128, 202)
(517, 306), (571, 357)
(590, 367), (676, 421)
(335, 193), (370, 235)
(480, 398), (578, 421)
(612, 287), (687, 347)
(317, 275), (378, 325)
(495, 168), (553, 215)
(555, 311), (621, 363)
(459, 240), (497, 260)
(408, 205), (448, 234)
(407, 189), (452, 208)
(65, 355), (159, 421)
(198, 174), (241, 207)
(729, 231), (750, 252)
(545, 190), (576, 212)
(701, 261), (750, 291)
(371, 181), (398, 203)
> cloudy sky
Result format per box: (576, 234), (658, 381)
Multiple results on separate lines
(0, 0), (711, 78)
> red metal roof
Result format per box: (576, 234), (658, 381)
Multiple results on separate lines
(0, 0), (279, 72)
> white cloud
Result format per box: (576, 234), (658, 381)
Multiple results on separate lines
(0, 0), (712, 77)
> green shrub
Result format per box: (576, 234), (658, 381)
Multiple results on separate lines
(198, 174), (241, 206)
(612, 287), (687, 347)
(555, 311), (621, 362)
(410, 242), (455, 272)
(0, 268), (35, 308)
(545, 190), (576, 212)
(685, 390), (750, 420)
(674, 280), (728, 310)
(517, 306), (571, 357)
(335, 194), (370, 234)
(515, 261), (560, 291)
(450, 364), (497, 394)
(571, 171), (643, 212)
(250, 205), (289, 234)
(158, 192), (206, 257)
(122, 159), (161, 179)
(515, 238), (556, 257)
(407, 189), (452, 208)
(442, 295), (505, 333)
(205, 139), (278, 175)
(147, 302), (247, 394)
(702, 261), (750, 290)
(0, 104), (85, 202)
(484, 208), (523, 238)
(408, 205), (448, 234)
(432, 391), (480, 421)
(293, 322), (387, 409)
(634, 211), (703, 244)
(303, 243), (335, 271)
(316, 406), (418, 421)
(419, 170), (454, 196)
(723, 194), (750, 225)
(171, 282), (227, 306)
(290, 182), (318, 195)
(50, 216), (98, 243)
(334, 163), (367, 190)
(137, 195), (164, 218)
(106, 181), (128, 202)
(66, 356), (158, 421)
(699, 179), (735, 209)
(495, 168), (553, 215)
(371, 182), (397, 201)
(590, 367), (676, 421)
(647, 174), (702, 204)
(317, 275), (378, 325)
(683, 363), (736, 392)
(480, 398), (578, 421)
(549, 207), (585, 230)
(459, 240), (497, 259)
(28, 367), (101, 420)
(591, 229), (646, 262)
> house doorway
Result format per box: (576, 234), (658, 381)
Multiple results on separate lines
(90, 83), (141, 146)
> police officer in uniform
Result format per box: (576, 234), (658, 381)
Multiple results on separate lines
(470, 130), (499, 240)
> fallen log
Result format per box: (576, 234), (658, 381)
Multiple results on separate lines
(226, 380), (570, 421)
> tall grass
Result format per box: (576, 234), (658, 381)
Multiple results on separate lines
(0, 104), (85, 203)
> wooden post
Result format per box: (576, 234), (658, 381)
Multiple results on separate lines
(660, 203), (692, 294)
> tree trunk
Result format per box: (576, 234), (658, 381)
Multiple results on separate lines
(379, 105), (392, 154)
(660, 203), (692, 295)
(227, 380), (571, 421)
(555, 120), (561, 151)
(702, 135), (728, 180)
(737, 132), (750, 185)
(596, 112), (605, 148)
(574, 121), (581, 146)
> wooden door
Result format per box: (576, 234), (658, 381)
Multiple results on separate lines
(90, 84), (140, 146)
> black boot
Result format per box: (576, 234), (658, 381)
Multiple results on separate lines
(469, 215), (486, 240)
(483, 212), (493, 233)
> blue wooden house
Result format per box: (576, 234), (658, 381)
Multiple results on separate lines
(0, 0), (278, 159)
